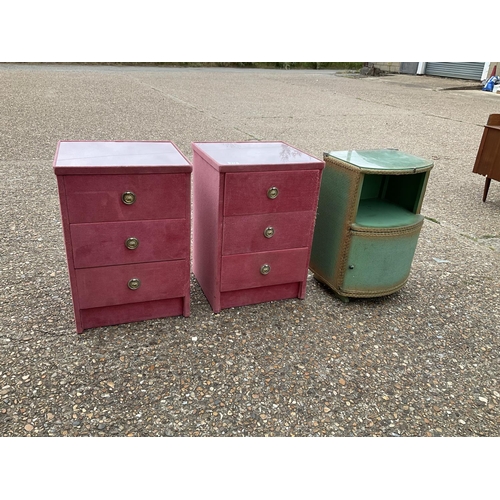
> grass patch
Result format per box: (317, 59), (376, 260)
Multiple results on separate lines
(424, 216), (440, 224)
(7, 62), (364, 70)
(116, 62), (364, 70)
(460, 233), (478, 242)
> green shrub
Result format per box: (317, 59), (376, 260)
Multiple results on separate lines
(100, 62), (364, 70)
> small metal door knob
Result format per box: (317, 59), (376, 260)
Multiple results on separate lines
(125, 237), (139, 250)
(260, 264), (271, 275)
(122, 191), (136, 205)
(267, 187), (279, 199)
(127, 278), (141, 290)
(264, 226), (275, 238)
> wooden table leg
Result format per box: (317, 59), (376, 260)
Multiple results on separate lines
(483, 177), (492, 202)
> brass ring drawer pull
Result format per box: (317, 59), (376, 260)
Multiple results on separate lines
(127, 278), (141, 290)
(264, 226), (275, 238)
(125, 237), (139, 250)
(122, 191), (136, 205)
(267, 187), (279, 199)
(260, 264), (271, 275)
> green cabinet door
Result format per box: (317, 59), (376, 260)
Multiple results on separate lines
(341, 223), (423, 296)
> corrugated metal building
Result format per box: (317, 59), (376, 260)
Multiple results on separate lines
(373, 62), (497, 81)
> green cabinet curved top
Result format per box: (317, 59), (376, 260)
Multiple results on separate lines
(329, 149), (433, 172)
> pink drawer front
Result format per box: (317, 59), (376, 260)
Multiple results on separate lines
(75, 260), (189, 309)
(70, 219), (189, 269)
(64, 173), (188, 223)
(220, 247), (309, 292)
(223, 170), (320, 216)
(222, 211), (315, 255)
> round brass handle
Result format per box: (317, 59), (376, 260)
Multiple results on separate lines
(260, 264), (271, 275)
(125, 237), (139, 250)
(127, 278), (141, 290)
(122, 191), (136, 205)
(264, 226), (275, 238)
(267, 187), (279, 199)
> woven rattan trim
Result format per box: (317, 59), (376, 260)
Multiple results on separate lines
(312, 271), (408, 298)
(323, 157), (362, 286)
(339, 278), (409, 298)
(350, 219), (424, 235)
(323, 155), (362, 174)
(311, 272), (342, 295)
(324, 153), (433, 175)
(357, 166), (433, 175)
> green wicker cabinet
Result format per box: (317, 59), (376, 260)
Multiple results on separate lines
(309, 149), (433, 300)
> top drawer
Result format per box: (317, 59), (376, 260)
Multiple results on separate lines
(223, 170), (320, 216)
(63, 173), (188, 223)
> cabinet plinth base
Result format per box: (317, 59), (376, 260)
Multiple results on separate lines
(79, 297), (188, 333)
(219, 282), (301, 312)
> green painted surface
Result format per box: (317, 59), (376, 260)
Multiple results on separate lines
(359, 172), (429, 213)
(310, 163), (355, 282)
(359, 175), (383, 199)
(342, 230), (421, 292)
(355, 199), (423, 228)
(326, 149), (433, 171)
(383, 172), (429, 212)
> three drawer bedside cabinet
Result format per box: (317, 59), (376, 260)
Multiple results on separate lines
(309, 149), (433, 301)
(53, 141), (192, 333)
(191, 141), (325, 313)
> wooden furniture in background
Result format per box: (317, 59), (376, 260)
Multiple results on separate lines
(473, 113), (500, 202)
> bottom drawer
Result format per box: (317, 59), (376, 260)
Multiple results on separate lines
(220, 248), (309, 292)
(75, 260), (189, 309)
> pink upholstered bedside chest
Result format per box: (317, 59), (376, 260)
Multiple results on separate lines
(53, 141), (192, 333)
(192, 141), (324, 313)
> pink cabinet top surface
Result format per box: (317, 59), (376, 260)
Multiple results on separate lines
(192, 141), (324, 172)
(54, 141), (192, 175)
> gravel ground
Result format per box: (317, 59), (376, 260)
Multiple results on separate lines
(0, 64), (499, 438)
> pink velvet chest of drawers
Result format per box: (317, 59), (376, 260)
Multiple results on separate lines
(192, 141), (324, 313)
(53, 141), (192, 333)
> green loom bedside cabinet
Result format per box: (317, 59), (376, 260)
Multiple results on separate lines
(309, 149), (433, 301)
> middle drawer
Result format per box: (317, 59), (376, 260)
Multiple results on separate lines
(70, 219), (189, 269)
(222, 211), (315, 255)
